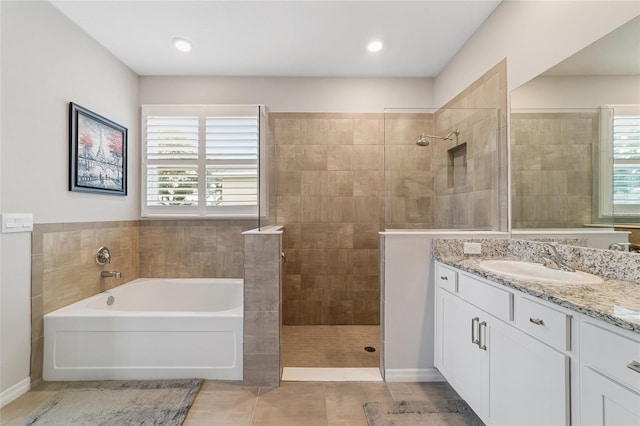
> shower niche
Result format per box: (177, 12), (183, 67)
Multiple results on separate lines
(447, 142), (468, 189)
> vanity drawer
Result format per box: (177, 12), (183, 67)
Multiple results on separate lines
(458, 274), (513, 322)
(517, 297), (571, 351)
(436, 263), (457, 293)
(581, 321), (640, 393)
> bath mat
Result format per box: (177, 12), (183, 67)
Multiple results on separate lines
(363, 399), (485, 426)
(17, 379), (203, 426)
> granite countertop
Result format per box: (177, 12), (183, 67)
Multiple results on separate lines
(434, 254), (640, 334)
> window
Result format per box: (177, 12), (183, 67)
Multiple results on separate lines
(598, 105), (640, 220)
(141, 105), (259, 217)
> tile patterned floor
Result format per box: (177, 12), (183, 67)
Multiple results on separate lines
(282, 325), (380, 367)
(1, 380), (460, 426)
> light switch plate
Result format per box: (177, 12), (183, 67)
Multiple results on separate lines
(1, 213), (34, 233)
(463, 242), (482, 254)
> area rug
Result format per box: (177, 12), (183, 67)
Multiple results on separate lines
(363, 399), (485, 426)
(17, 379), (203, 426)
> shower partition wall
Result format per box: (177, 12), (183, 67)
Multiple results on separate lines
(384, 108), (500, 230)
(259, 105), (277, 229)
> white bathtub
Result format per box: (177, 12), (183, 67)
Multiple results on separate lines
(43, 278), (243, 381)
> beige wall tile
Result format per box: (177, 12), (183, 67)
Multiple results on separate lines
(277, 196), (302, 224)
(327, 145), (353, 171)
(30, 337), (43, 383)
(300, 223), (353, 249)
(386, 171), (432, 198)
(299, 145), (328, 170)
(273, 113), (384, 326)
(354, 118), (383, 145)
(273, 118), (302, 145)
(353, 224), (381, 249)
(31, 295), (43, 340)
(282, 223), (301, 249)
(353, 171), (383, 197)
(352, 145), (384, 171)
(276, 170), (302, 196)
(354, 197), (384, 224)
(301, 171), (353, 197)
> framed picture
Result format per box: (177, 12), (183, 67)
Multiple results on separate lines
(69, 102), (127, 195)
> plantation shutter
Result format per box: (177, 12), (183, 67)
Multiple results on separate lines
(612, 114), (640, 206)
(206, 111), (258, 207)
(141, 105), (260, 217)
(145, 115), (199, 208)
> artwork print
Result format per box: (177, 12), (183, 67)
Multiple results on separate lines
(69, 102), (127, 195)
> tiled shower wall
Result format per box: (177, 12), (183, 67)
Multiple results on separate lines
(511, 112), (597, 228)
(384, 113), (435, 229)
(30, 219), (251, 383)
(273, 113), (384, 325)
(432, 108), (500, 229)
(434, 60), (508, 231)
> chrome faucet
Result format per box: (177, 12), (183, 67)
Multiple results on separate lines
(100, 270), (121, 279)
(608, 242), (640, 253)
(541, 243), (575, 272)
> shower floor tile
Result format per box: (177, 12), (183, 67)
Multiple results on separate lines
(281, 325), (380, 368)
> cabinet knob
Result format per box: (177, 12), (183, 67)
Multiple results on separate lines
(627, 361), (640, 374)
(529, 318), (544, 326)
(440, 276), (448, 280)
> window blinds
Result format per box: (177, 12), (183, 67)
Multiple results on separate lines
(612, 115), (640, 206)
(142, 105), (259, 216)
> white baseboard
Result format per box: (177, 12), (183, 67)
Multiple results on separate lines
(384, 368), (445, 382)
(0, 377), (30, 408)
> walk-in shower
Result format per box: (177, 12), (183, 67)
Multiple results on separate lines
(416, 129), (460, 146)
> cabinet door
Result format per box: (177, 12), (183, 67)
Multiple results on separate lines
(439, 290), (483, 412)
(488, 316), (570, 426)
(581, 367), (640, 426)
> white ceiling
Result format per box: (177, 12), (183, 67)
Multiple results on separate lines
(49, 0), (501, 77)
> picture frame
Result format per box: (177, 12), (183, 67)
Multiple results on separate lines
(69, 102), (127, 195)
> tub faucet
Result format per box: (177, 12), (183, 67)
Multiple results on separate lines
(100, 270), (121, 279)
(541, 243), (575, 272)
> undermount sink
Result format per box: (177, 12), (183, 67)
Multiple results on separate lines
(479, 260), (604, 285)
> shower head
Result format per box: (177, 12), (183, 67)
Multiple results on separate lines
(416, 134), (430, 146)
(415, 129), (460, 147)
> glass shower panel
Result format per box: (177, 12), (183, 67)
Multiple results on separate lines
(258, 105), (277, 229)
(384, 108), (499, 231)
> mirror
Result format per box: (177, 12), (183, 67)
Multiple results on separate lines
(511, 16), (640, 235)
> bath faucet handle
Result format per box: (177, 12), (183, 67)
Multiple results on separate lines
(96, 247), (111, 265)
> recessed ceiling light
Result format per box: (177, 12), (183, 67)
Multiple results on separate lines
(367, 40), (383, 53)
(172, 37), (192, 53)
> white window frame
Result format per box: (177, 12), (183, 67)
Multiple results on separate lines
(141, 104), (260, 218)
(598, 104), (640, 220)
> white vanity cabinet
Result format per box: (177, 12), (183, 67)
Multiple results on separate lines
(580, 318), (640, 425)
(435, 262), (571, 425)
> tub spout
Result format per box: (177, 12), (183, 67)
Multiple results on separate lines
(100, 270), (121, 279)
